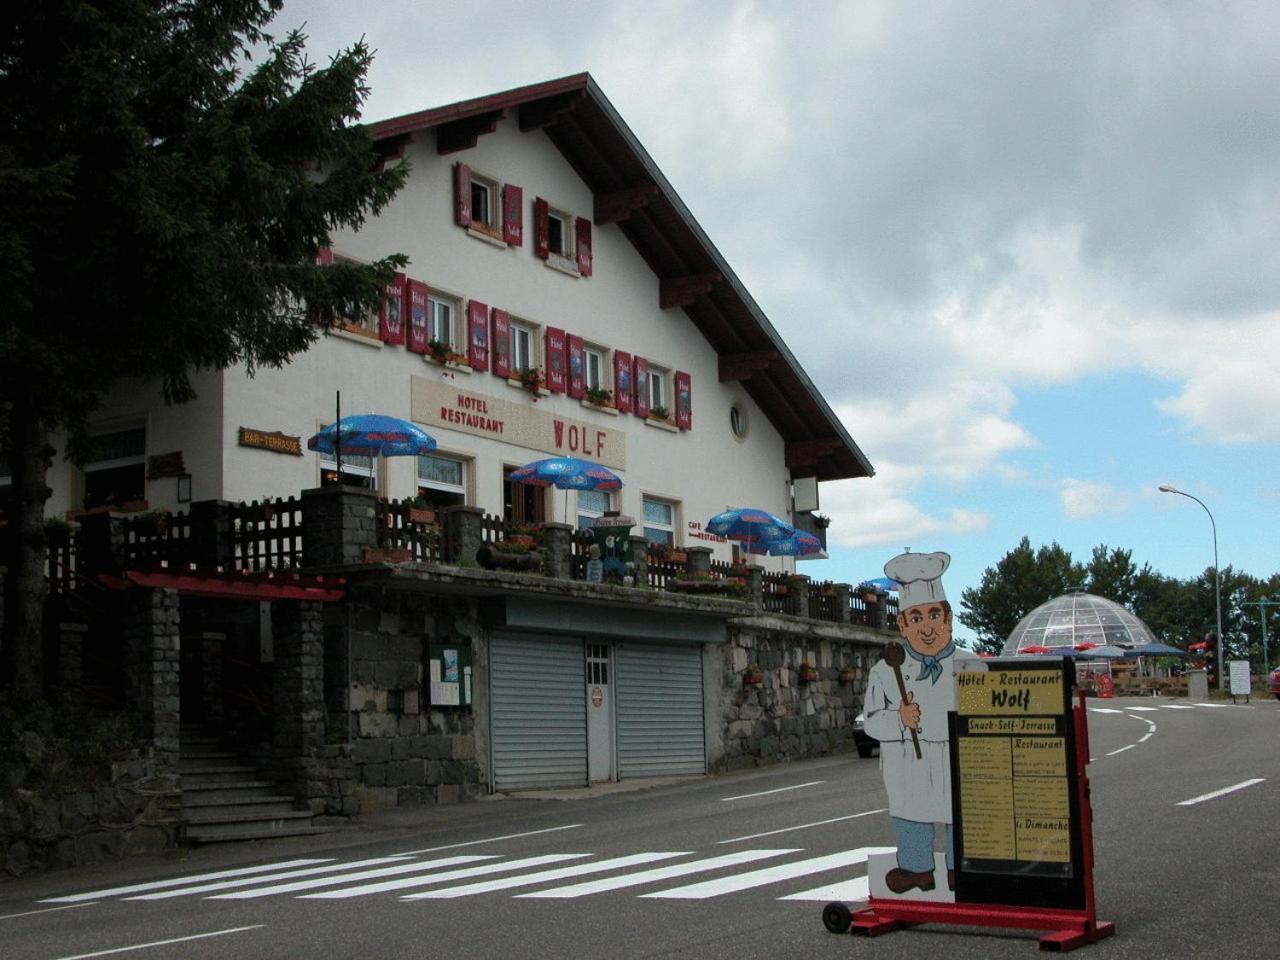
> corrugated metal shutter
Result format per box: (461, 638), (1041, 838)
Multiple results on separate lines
(490, 634), (586, 790)
(615, 642), (705, 778)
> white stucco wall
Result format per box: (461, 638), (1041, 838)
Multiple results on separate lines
(54, 115), (810, 568)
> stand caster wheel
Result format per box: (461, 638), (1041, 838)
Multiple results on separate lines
(823, 901), (852, 934)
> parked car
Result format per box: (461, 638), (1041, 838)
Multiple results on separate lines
(1270, 666), (1280, 700)
(853, 711), (877, 759)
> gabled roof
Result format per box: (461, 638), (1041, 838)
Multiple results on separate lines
(368, 74), (873, 482)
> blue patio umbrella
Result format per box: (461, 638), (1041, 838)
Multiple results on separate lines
(507, 456), (623, 491)
(862, 576), (900, 593)
(307, 414), (438, 457)
(705, 508), (795, 548)
(751, 530), (822, 557)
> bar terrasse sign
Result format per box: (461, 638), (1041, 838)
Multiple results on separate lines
(411, 376), (626, 469)
(238, 427), (304, 456)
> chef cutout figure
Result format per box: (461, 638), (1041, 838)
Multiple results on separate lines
(863, 549), (984, 902)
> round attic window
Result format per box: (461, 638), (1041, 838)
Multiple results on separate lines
(729, 403), (749, 441)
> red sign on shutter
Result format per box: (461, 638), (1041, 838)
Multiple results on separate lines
(490, 308), (511, 379)
(380, 272), (406, 345)
(502, 184), (523, 246)
(467, 300), (489, 372)
(454, 163), (472, 227)
(613, 351), (633, 414)
(675, 371), (692, 430)
(545, 327), (567, 393)
(576, 217), (593, 276)
(405, 280), (429, 354)
(632, 357), (650, 418)
(566, 335), (585, 399)
(534, 197), (550, 259)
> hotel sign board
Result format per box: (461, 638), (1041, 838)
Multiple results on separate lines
(950, 657), (1087, 909)
(411, 376), (627, 470)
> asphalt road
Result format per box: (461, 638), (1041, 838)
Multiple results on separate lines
(2, 695), (1277, 959)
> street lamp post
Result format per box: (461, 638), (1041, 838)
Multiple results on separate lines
(1159, 484), (1224, 691)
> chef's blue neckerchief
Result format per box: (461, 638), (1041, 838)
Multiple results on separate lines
(903, 640), (955, 684)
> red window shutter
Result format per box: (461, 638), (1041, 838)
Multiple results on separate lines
(534, 197), (550, 259)
(566, 335), (585, 399)
(502, 184), (523, 246)
(613, 351), (633, 414)
(405, 280), (429, 354)
(315, 247), (333, 266)
(490, 308), (511, 379)
(545, 327), (567, 393)
(467, 300), (489, 372)
(379, 272), (406, 345)
(675, 371), (692, 430)
(632, 357), (650, 418)
(575, 217), (593, 276)
(454, 163), (472, 227)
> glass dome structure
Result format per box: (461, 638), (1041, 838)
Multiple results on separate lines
(1000, 590), (1158, 655)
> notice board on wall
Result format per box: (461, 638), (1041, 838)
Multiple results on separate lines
(949, 657), (1085, 909)
(428, 644), (472, 708)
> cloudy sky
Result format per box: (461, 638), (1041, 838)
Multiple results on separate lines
(275, 0), (1279, 642)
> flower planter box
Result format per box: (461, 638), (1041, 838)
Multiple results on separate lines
(477, 545), (542, 572)
(663, 550), (688, 565)
(743, 670), (763, 687)
(364, 546), (412, 564)
(838, 669), (857, 685)
(407, 507), (436, 525)
(799, 668), (820, 683)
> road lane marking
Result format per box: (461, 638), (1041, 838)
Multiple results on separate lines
(400, 823), (583, 855)
(1, 902), (98, 921)
(205, 855), (498, 899)
(40, 859), (332, 903)
(50, 925), (263, 960)
(1127, 706), (1159, 712)
(1194, 702), (1230, 708)
(518, 849), (798, 899)
(1089, 707), (1124, 714)
(1176, 778), (1266, 806)
(296, 854), (588, 899)
(1159, 704), (1196, 709)
(642, 847), (895, 899)
(1138, 733), (1153, 742)
(720, 781), (825, 801)
(1105, 745), (1135, 756)
(403, 852), (685, 899)
(718, 808), (886, 844)
(779, 875), (871, 902)
(128, 855), (421, 900)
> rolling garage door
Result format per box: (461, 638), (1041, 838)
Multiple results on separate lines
(615, 642), (705, 778)
(490, 634), (586, 790)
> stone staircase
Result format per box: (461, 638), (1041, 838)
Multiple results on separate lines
(180, 729), (331, 844)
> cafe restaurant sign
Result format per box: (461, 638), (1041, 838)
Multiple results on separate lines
(411, 376), (626, 470)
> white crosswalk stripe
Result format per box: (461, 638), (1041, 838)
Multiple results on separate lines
(297, 854), (589, 899)
(202, 855), (496, 900)
(641, 847), (895, 899)
(129, 855), (424, 900)
(517, 849), (796, 899)
(779, 875), (871, 902)
(403, 852), (685, 899)
(40, 858), (333, 903)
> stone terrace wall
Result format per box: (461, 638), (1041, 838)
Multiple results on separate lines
(332, 589), (482, 808)
(713, 619), (884, 771)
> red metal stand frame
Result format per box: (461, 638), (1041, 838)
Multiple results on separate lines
(847, 694), (1116, 952)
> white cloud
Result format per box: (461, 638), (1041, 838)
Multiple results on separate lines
(1060, 479), (1131, 520)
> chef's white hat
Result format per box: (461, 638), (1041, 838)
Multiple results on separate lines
(884, 550), (951, 609)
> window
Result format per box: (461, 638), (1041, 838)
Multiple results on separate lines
(649, 367), (667, 413)
(318, 424), (377, 490)
(470, 173), (496, 227)
(730, 402), (749, 440)
(82, 427), (147, 510)
(504, 465), (545, 525)
(417, 454), (467, 509)
(428, 293), (459, 349)
(642, 496), (677, 546)
(509, 320), (537, 375)
(584, 345), (606, 391)
(576, 489), (611, 531)
(547, 210), (572, 258)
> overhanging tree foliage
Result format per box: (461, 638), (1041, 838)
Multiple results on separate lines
(0, 1), (408, 700)
(958, 537), (1085, 654)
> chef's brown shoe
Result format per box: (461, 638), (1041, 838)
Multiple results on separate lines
(885, 868), (936, 893)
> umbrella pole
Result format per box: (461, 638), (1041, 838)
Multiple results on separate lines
(335, 390), (343, 485)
